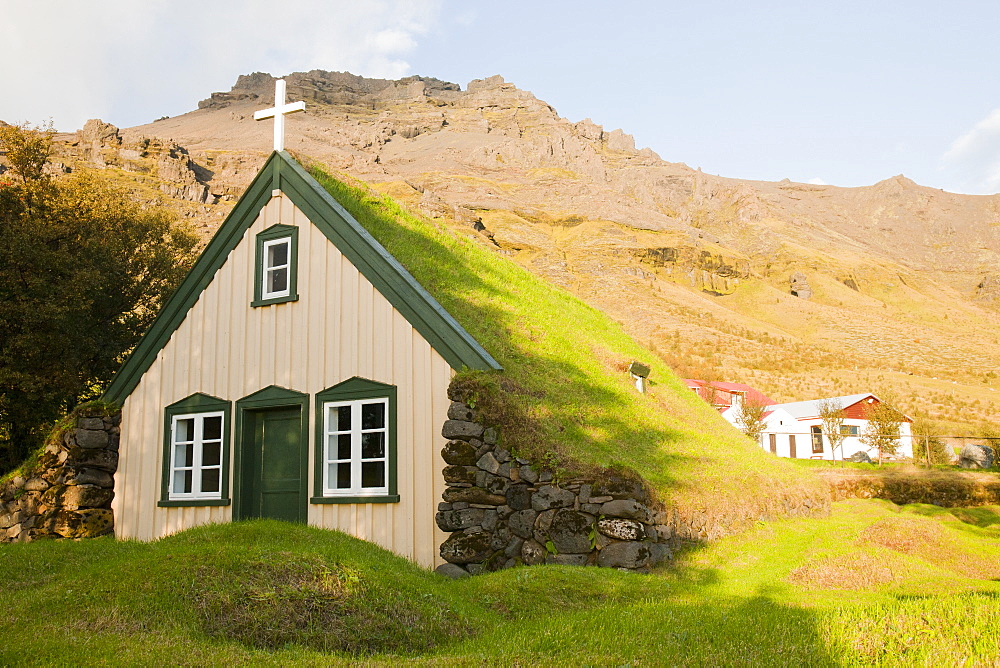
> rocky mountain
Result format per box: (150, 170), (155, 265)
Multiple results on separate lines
(17, 70), (1000, 434)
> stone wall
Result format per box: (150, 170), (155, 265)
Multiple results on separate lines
(0, 410), (120, 543)
(821, 469), (1000, 508)
(435, 401), (674, 576)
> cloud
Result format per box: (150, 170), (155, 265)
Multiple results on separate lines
(807, 177), (827, 185)
(0, 0), (443, 131)
(942, 108), (1000, 194)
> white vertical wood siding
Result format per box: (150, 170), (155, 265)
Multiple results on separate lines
(114, 194), (452, 567)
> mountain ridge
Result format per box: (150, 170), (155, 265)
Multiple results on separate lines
(9, 69), (999, 434)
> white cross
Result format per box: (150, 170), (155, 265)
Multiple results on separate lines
(254, 78), (305, 152)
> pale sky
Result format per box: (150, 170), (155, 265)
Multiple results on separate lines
(2, 0), (1000, 194)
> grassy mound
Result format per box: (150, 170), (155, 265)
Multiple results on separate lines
(2, 511), (1000, 665)
(306, 162), (827, 526)
(0, 521), (487, 664)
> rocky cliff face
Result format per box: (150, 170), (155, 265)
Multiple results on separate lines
(199, 70), (462, 110)
(10, 69), (999, 431)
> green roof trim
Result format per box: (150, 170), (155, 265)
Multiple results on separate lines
(104, 151), (500, 404)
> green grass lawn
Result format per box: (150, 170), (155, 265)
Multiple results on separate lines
(3, 500), (999, 666)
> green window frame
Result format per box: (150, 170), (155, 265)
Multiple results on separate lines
(252, 223), (299, 307)
(312, 377), (399, 504)
(159, 393), (232, 507)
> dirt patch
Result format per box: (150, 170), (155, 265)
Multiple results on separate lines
(858, 516), (1000, 580)
(788, 550), (899, 590)
(858, 517), (947, 554)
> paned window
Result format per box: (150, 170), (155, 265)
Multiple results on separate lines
(169, 412), (225, 499)
(322, 398), (389, 496)
(252, 224), (299, 307)
(160, 393), (232, 507)
(840, 425), (860, 437)
(262, 237), (291, 299)
(811, 425), (824, 453)
(312, 377), (398, 504)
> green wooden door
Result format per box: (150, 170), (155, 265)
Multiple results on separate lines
(240, 407), (305, 523)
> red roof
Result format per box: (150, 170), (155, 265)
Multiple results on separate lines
(684, 379), (777, 410)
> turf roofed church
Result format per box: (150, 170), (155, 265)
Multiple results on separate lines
(103, 149), (501, 568)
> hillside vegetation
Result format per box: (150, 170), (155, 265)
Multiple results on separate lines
(307, 161), (827, 527)
(2, 508), (999, 665)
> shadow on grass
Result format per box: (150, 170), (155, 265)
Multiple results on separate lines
(440, 563), (840, 666)
(905, 503), (1000, 528)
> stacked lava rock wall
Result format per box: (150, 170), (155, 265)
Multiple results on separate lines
(1, 409), (120, 542)
(435, 400), (673, 576)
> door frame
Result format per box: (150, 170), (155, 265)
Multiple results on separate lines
(232, 385), (310, 522)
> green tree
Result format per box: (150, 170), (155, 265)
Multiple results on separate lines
(912, 416), (951, 466)
(818, 398), (846, 462)
(0, 123), (197, 472)
(860, 395), (905, 466)
(735, 394), (768, 445)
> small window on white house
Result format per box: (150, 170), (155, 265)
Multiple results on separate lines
(321, 398), (389, 496)
(262, 237), (291, 299)
(840, 425), (860, 437)
(169, 412), (224, 500)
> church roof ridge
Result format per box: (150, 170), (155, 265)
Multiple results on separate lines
(104, 151), (500, 404)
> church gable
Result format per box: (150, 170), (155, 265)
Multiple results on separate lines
(105, 151), (500, 406)
(108, 147), (500, 565)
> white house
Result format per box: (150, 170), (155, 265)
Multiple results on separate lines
(755, 394), (913, 461)
(685, 381), (914, 461)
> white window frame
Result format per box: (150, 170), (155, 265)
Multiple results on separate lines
(261, 236), (292, 300)
(321, 398), (390, 497)
(168, 411), (225, 501)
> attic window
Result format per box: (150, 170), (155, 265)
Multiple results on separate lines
(252, 224), (299, 307)
(263, 238), (291, 298)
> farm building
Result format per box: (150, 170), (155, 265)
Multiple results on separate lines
(756, 394), (914, 461)
(685, 381), (914, 461)
(684, 380), (776, 413)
